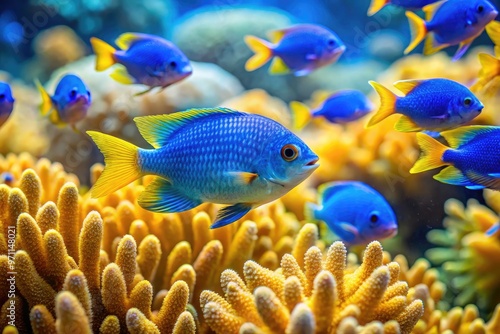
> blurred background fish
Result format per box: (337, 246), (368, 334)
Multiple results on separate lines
(244, 24), (345, 76)
(35, 74), (91, 130)
(290, 89), (374, 130)
(88, 108), (319, 228)
(367, 78), (483, 132)
(368, 0), (438, 16)
(405, 0), (498, 60)
(0, 82), (15, 129)
(305, 181), (398, 245)
(411, 126), (500, 190)
(472, 21), (500, 95)
(90, 32), (193, 95)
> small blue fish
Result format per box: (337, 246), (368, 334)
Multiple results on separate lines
(367, 78), (483, 132)
(35, 74), (91, 129)
(305, 181), (398, 245)
(368, 0), (438, 16)
(0, 172), (14, 186)
(91, 33), (192, 95)
(244, 24), (345, 76)
(87, 108), (319, 228)
(411, 126), (500, 190)
(290, 90), (374, 130)
(405, 0), (498, 60)
(0, 82), (15, 129)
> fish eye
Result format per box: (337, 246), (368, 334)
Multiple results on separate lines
(369, 213), (379, 225)
(0, 94), (4, 100)
(87, 90), (91, 98)
(281, 144), (299, 162)
(477, 5), (484, 13)
(69, 89), (77, 98)
(169, 61), (177, 69)
(327, 39), (336, 48)
(464, 97), (473, 107)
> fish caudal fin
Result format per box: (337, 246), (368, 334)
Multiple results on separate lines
(304, 202), (320, 222)
(90, 37), (116, 71)
(478, 53), (500, 82)
(367, 81), (397, 127)
(244, 35), (273, 71)
(367, 0), (390, 16)
(486, 20), (500, 46)
(289, 101), (312, 130)
(404, 11), (427, 54)
(34, 79), (54, 116)
(410, 132), (449, 174)
(87, 131), (142, 198)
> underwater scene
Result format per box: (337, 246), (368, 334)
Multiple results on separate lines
(2, 0), (500, 333)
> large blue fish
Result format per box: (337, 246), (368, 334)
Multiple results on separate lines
(368, 0), (438, 16)
(244, 24), (345, 76)
(305, 181), (398, 245)
(290, 90), (373, 130)
(0, 82), (14, 129)
(35, 74), (91, 129)
(87, 108), (319, 228)
(367, 78), (483, 132)
(91, 33), (192, 95)
(411, 125), (500, 190)
(405, 0), (498, 60)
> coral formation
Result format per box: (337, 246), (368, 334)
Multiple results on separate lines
(426, 191), (500, 313)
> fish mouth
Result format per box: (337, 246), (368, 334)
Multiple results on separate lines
(305, 158), (319, 167)
(487, 10), (499, 22)
(384, 226), (398, 238)
(300, 158), (319, 174)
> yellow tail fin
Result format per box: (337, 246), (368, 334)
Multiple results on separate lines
(244, 35), (273, 71)
(289, 101), (312, 130)
(410, 133), (449, 173)
(478, 53), (500, 80)
(90, 37), (116, 71)
(34, 79), (54, 116)
(367, 0), (389, 16)
(87, 131), (142, 198)
(366, 81), (398, 127)
(404, 11), (427, 54)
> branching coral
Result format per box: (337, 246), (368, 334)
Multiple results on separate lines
(426, 192), (500, 313)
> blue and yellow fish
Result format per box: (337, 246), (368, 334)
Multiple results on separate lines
(405, 0), (498, 60)
(290, 89), (373, 130)
(0, 81), (14, 129)
(35, 74), (91, 129)
(90, 33), (192, 95)
(87, 108), (319, 228)
(244, 24), (345, 76)
(368, 0), (438, 16)
(367, 78), (483, 132)
(411, 126), (500, 190)
(305, 181), (398, 245)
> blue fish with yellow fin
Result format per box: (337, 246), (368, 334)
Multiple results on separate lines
(411, 125), (500, 190)
(305, 181), (398, 245)
(244, 24), (345, 76)
(87, 108), (319, 228)
(367, 78), (483, 132)
(404, 0), (498, 60)
(290, 89), (373, 130)
(35, 74), (91, 129)
(0, 82), (14, 129)
(90, 33), (192, 95)
(368, 0), (438, 16)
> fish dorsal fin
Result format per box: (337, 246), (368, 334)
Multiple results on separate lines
(393, 79), (424, 95)
(115, 32), (152, 50)
(423, 0), (447, 21)
(267, 27), (296, 43)
(440, 125), (498, 148)
(318, 181), (364, 203)
(269, 57), (290, 75)
(134, 107), (244, 148)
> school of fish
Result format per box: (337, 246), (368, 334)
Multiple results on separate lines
(2, 0), (500, 244)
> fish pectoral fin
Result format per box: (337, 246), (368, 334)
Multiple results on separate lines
(306, 54), (318, 61)
(394, 115), (422, 132)
(138, 177), (201, 213)
(453, 37), (475, 61)
(393, 79), (424, 95)
(332, 222), (359, 243)
(211, 203), (253, 229)
(269, 57), (290, 75)
(423, 33), (449, 56)
(226, 171), (259, 185)
(434, 166), (471, 186)
(110, 67), (135, 85)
